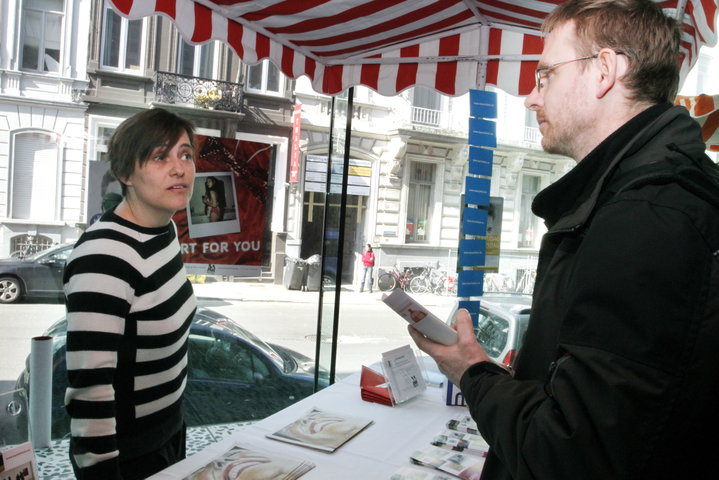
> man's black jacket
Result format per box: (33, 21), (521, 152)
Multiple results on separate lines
(460, 104), (719, 479)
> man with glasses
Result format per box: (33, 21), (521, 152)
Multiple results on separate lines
(410, 1), (719, 479)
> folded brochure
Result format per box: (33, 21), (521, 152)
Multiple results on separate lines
(183, 443), (315, 480)
(361, 365), (393, 406)
(266, 407), (374, 452)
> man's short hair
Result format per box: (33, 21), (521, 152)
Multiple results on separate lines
(108, 108), (195, 195)
(543, 0), (681, 104)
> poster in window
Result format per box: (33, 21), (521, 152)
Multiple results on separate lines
(173, 135), (271, 277)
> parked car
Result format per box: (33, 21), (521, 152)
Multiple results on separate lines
(448, 294), (532, 366)
(0, 242), (74, 304)
(14, 307), (329, 440)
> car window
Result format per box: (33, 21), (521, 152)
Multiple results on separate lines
(475, 311), (509, 358)
(46, 248), (72, 263)
(188, 334), (270, 383)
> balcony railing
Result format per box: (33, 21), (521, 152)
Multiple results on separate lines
(154, 71), (243, 112)
(411, 106), (441, 126)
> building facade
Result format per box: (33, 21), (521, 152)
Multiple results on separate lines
(0, 0), (575, 292)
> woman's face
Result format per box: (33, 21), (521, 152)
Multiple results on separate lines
(123, 131), (195, 226)
(206, 177), (214, 188)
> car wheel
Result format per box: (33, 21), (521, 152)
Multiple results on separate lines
(321, 274), (335, 288)
(0, 277), (22, 304)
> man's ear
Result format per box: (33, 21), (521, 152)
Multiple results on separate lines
(595, 49), (623, 98)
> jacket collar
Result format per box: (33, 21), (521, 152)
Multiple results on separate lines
(532, 103), (679, 230)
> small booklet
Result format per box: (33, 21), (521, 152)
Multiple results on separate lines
(382, 289), (458, 345)
(183, 443), (314, 480)
(266, 407), (374, 453)
(409, 445), (486, 480)
(430, 430), (489, 457)
(389, 465), (455, 479)
(381, 345), (427, 404)
(446, 413), (480, 435)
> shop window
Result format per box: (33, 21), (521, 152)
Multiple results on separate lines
(100, 2), (144, 73)
(11, 131), (59, 221)
(405, 162), (435, 244)
(518, 174), (541, 248)
(10, 234), (53, 257)
(20, 0), (64, 73)
(247, 60), (283, 95)
(177, 38), (217, 79)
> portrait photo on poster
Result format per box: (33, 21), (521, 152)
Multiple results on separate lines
(187, 172), (241, 238)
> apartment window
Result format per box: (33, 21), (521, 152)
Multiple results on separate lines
(11, 131), (59, 221)
(518, 174), (541, 248)
(411, 87), (442, 126)
(247, 60), (282, 95)
(100, 2), (144, 72)
(88, 116), (122, 162)
(21, 0), (64, 73)
(405, 162), (435, 243)
(178, 38), (217, 79)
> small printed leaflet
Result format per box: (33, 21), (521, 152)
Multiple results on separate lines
(381, 345), (427, 404)
(446, 413), (480, 435)
(0, 442), (39, 480)
(382, 289), (458, 345)
(430, 430), (489, 457)
(388, 465), (455, 479)
(183, 443), (314, 480)
(409, 445), (485, 480)
(266, 407), (374, 453)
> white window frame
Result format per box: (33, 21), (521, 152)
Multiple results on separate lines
(20, 0), (65, 74)
(88, 115), (124, 162)
(9, 129), (62, 221)
(514, 171), (549, 249)
(401, 157), (444, 245)
(245, 60), (284, 96)
(99, 2), (146, 74)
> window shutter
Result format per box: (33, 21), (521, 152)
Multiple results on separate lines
(12, 132), (58, 220)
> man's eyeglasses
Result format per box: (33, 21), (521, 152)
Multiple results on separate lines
(534, 55), (597, 92)
(534, 52), (625, 92)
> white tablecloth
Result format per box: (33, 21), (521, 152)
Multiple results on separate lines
(149, 362), (468, 479)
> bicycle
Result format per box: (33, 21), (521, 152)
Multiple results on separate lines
(408, 264), (439, 294)
(377, 266), (414, 292)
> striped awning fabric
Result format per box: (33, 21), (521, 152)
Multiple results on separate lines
(108, 0), (717, 97)
(676, 94), (719, 151)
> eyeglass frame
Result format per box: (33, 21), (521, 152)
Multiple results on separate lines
(534, 52), (625, 92)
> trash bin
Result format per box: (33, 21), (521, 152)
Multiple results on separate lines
(283, 257), (306, 290)
(304, 254), (322, 291)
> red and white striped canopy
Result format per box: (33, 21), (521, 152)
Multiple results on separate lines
(676, 94), (719, 150)
(109, 0), (717, 97)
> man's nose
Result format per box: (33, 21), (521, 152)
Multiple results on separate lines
(524, 85), (541, 110)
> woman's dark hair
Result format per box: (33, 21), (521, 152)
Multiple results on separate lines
(108, 108), (195, 195)
(205, 176), (227, 209)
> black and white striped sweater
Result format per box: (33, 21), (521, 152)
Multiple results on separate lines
(63, 211), (196, 479)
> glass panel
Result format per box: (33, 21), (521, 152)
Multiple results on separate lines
(406, 162), (434, 243)
(21, 10), (41, 70)
(43, 13), (62, 72)
(178, 39), (195, 76)
(27, 0), (63, 10)
(266, 61), (280, 92)
(248, 63), (263, 90)
(124, 19), (142, 70)
(101, 8), (121, 68)
(198, 42), (215, 79)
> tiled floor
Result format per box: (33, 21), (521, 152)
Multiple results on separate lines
(33, 422), (252, 478)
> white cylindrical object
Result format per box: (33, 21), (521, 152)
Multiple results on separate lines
(29, 336), (53, 448)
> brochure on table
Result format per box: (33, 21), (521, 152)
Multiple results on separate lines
(381, 345), (427, 404)
(0, 442), (39, 480)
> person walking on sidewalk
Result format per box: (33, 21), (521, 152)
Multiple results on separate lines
(359, 244), (375, 293)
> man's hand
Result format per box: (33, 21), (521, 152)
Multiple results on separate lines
(408, 308), (491, 385)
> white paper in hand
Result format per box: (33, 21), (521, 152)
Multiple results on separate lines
(382, 289), (458, 345)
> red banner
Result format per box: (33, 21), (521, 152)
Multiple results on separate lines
(289, 104), (302, 183)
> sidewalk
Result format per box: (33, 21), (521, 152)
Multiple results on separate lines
(191, 280), (457, 308)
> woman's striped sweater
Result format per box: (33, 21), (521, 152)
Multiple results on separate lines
(63, 211), (196, 479)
